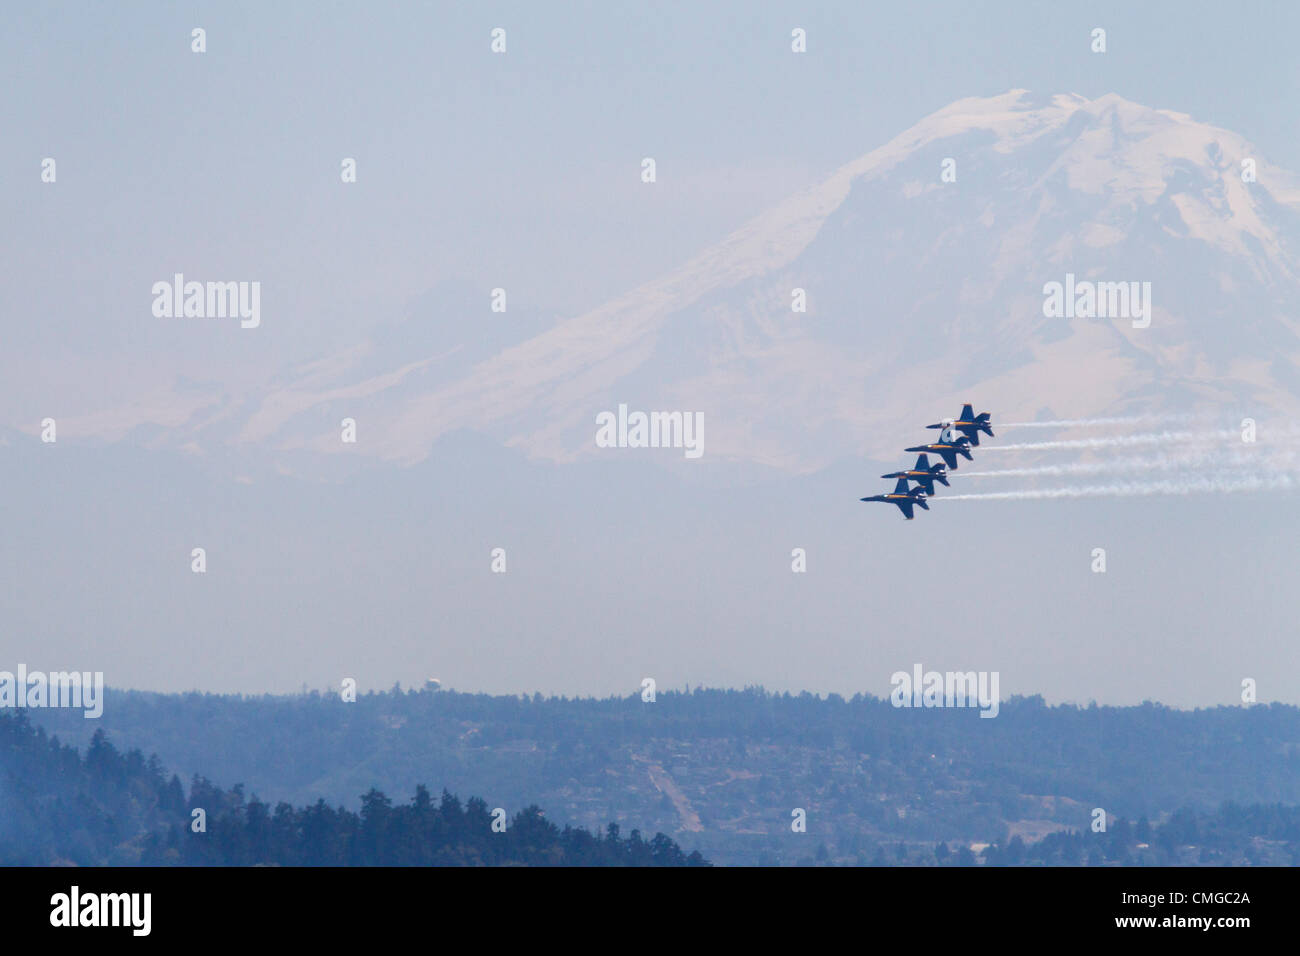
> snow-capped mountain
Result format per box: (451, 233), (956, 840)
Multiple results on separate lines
(56, 91), (1300, 472)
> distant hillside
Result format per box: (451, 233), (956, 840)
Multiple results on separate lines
(0, 711), (703, 866)
(29, 687), (1300, 866)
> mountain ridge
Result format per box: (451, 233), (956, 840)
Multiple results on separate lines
(33, 90), (1300, 474)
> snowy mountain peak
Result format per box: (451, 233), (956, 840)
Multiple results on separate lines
(49, 92), (1300, 473)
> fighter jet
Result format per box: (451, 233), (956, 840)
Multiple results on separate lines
(881, 454), (949, 496)
(860, 478), (930, 520)
(926, 403), (994, 446)
(904, 435), (974, 470)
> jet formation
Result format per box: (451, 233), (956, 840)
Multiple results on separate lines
(862, 404), (995, 519)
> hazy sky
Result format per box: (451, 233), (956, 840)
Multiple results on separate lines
(3, 3), (1299, 706)
(5, 1), (1298, 360)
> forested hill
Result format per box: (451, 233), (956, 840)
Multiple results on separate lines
(0, 711), (705, 866)
(26, 686), (1300, 866)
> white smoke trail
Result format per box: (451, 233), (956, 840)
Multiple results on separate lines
(939, 472), (1294, 501)
(998, 415), (1190, 429)
(960, 458), (1148, 478)
(983, 429), (1238, 452)
(960, 448), (1300, 479)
